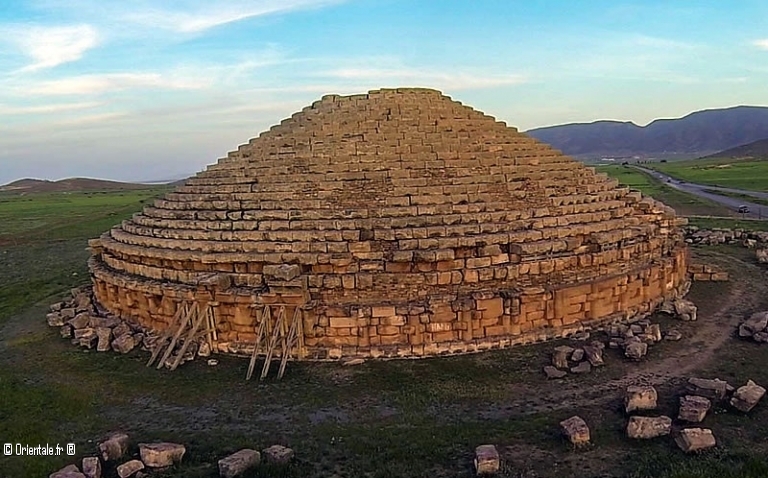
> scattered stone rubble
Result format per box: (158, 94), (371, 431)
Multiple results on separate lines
(613, 377), (764, 453)
(683, 226), (768, 266)
(738, 311), (768, 344)
(46, 286), (208, 369)
(50, 432), (294, 478)
(543, 313), (687, 378)
(684, 227), (768, 247)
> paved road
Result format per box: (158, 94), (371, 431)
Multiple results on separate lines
(633, 166), (768, 220)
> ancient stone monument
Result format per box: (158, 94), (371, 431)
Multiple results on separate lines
(86, 87), (690, 364)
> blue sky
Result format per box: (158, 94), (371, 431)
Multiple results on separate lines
(1, 0), (768, 184)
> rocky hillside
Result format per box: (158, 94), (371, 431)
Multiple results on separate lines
(0, 178), (158, 194)
(702, 138), (768, 159)
(527, 106), (768, 158)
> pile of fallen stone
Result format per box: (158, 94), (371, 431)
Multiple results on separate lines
(738, 311), (768, 343)
(684, 227), (768, 247)
(46, 287), (209, 369)
(50, 432), (294, 478)
(683, 227), (768, 263)
(543, 309), (690, 379)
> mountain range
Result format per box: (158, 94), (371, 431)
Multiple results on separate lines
(526, 105), (768, 159)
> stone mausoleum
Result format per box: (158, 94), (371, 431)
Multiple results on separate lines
(87, 88), (690, 361)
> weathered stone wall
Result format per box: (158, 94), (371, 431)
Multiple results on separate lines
(91, 245), (688, 360)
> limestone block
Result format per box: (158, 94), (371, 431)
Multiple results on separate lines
(551, 345), (573, 369)
(99, 432), (129, 461)
(81, 456), (101, 478)
(675, 428), (716, 453)
(730, 380), (766, 412)
(625, 385), (657, 413)
(560, 415), (590, 446)
(474, 444), (500, 475)
(262, 445), (294, 464)
(116, 460), (144, 478)
(139, 442), (186, 467)
(218, 449), (260, 478)
(687, 378), (730, 402)
(678, 395), (711, 422)
(626, 415), (672, 439)
(50, 464), (85, 478)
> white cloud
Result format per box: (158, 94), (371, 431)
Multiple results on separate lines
(630, 34), (696, 50)
(123, 0), (344, 33)
(10, 24), (99, 72)
(754, 39), (768, 50)
(0, 101), (102, 115)
(320, 67), (527, 90)
(17, 72), (209, 96)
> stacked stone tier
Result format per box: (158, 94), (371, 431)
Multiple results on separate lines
(89, 87), (690, 359)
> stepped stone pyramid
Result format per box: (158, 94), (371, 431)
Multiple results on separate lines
(88, 87), (690, 360)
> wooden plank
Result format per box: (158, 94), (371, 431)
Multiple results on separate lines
(146, 302), (184, 367)
(169, 303), (208, 371)
(277, 307), (300, 379)
(156, 303), (194, 370)
(260, 306), (285, 380)
(246, 306), (269, 381)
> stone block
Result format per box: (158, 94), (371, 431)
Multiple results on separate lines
(218, 449), (261, 478)
(99, 432), (129, 461)
(560, 415), (590, 446)
(474, 444), (499, 475)
(626, 415), (672, 439)
(678, 395), (711, 422)
(730, 380), (766, 412)
(139, 442), (186, 467)
(625, 385), (657, 413)
(262, 445), (294, 464)
(675, 428), (716, 453)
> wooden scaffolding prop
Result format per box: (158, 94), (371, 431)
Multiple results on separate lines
(146, 300), (218, 371)
(245, 304), (305, 381)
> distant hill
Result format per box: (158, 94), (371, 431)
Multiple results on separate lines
(701, 138), (768, 159)
(0, 178), (163, 194)
(526, 105), (768, 158)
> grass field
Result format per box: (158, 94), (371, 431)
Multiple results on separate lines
(596, 165), (734, 217)
(3, 189), (768, 477)
(647, 157), (768, 192)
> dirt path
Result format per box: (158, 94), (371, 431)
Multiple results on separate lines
(469, 249), (768, 419)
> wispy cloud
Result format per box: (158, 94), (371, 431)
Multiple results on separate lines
(8, 24), (99, 72)
(123, 0), (344, 33)
(320, 67), (527, 90)
(754, 39), (768, 50)
(630, 34), (697, 50)
(17, 72), (209, 96)
(0, 101), (102, 115)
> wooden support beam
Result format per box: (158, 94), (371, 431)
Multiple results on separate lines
(156, 303), (194, 370)
(246, 306), (269, 381)
(260, 305), (285, 380)
(169, 303), (208, 371)
(146, 302), (184, 367)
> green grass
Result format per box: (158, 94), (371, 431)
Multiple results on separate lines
(701, 189), (768, 208)
(648, 157), (768, 192)
(4, 190), (768, 477)
(686, 217), (768, 231)
(0, 188), (169, 242)
(596, 165), (733, 216)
